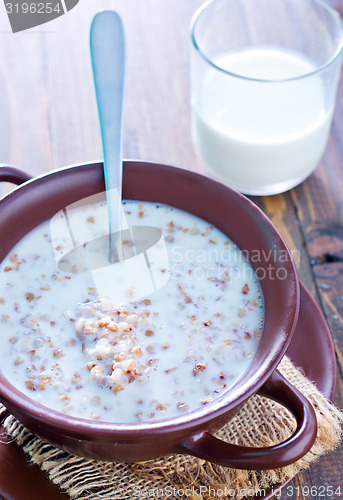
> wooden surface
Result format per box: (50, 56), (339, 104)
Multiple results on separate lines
(0, 0), (342, 498)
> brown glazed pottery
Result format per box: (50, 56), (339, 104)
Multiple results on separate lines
(0, 161), (317, 470)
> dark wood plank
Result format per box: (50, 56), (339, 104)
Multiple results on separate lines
(251, 193), (316, 294)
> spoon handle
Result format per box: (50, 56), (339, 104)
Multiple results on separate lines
(90, 11), (126, 262)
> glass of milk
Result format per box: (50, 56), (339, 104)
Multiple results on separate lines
(190, 0), (343, 195)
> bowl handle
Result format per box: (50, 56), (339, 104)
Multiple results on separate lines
(177, 370), (317, 470)
(0, 165), (32, 185)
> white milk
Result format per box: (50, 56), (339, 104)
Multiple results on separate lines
(0, 200), (263, 423)
(192, 48), (332, 194)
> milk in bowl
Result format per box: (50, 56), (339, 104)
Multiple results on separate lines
(0, 200), (263, 423)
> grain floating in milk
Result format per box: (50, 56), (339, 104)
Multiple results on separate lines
(0, 200), (263, 422)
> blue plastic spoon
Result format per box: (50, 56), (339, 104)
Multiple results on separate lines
(90, 11), (126, 262)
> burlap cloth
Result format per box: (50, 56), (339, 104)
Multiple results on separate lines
(1, 356), (342, 499)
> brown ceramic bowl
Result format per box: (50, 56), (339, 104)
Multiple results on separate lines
(0, 161), (316, 470)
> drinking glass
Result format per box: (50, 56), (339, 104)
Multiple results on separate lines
(190, 0), (343, 195)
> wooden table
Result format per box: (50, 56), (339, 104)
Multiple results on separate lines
(0, 0), (342, 498)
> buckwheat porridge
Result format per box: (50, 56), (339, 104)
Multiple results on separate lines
(0, 199), (264, 423)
